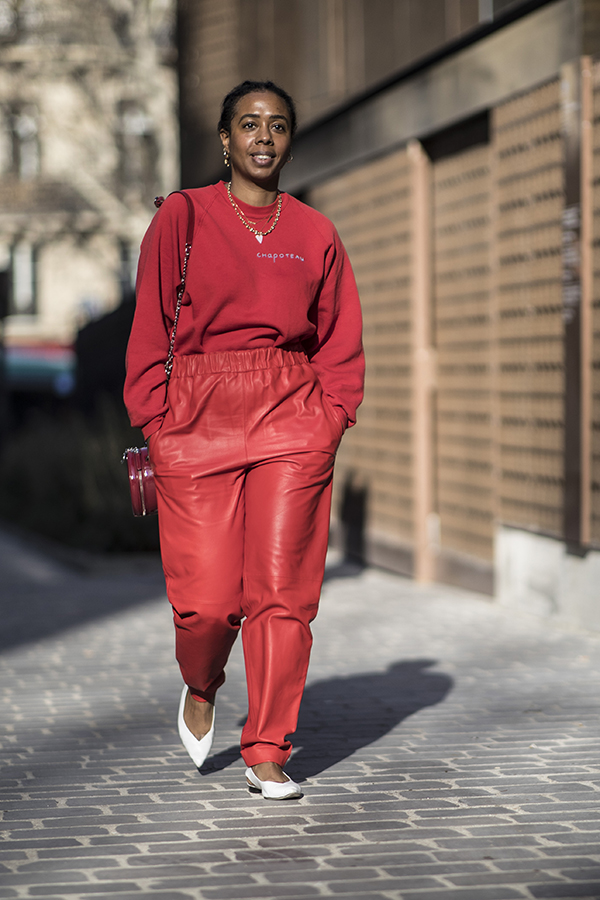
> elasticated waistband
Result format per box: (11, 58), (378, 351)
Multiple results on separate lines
(170, 346), (308, 377)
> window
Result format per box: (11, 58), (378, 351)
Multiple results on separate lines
(119, 240), (138, 302)
(116, 101), (157, 199)
(0, 0), (43, 42)
(479, 0), (493, 20)
(11, 106), (39, 179)
(10, 241), (36, 315)
(0, 0), (14, 38)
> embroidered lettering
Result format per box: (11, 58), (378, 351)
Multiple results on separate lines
(255, 251), (305, 262)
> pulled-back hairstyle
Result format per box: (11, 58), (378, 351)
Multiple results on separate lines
(218, 80), (297, 137)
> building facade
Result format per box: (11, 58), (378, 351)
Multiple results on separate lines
(0, 0), (178, 395)
(177, 0), (522, 187)
(178, 0), (600, 631)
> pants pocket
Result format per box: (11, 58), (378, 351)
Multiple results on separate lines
(321, 393), (345, 441)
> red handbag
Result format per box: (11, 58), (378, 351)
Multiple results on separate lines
(122, 191), (194, 517)
(122, 445), (157, 517)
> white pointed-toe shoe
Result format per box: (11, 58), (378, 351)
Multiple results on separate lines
(177, 685), (215, 768)
(245, 767), (303, 800)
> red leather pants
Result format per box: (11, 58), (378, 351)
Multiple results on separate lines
(149, 348), (343, 767)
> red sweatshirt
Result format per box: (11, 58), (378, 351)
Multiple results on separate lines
(124, 180), (364, 439)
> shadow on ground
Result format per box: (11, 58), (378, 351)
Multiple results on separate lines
(205, 658), (452, 780)
(0, 529), (362, 653)
(0, 526), (166, 652)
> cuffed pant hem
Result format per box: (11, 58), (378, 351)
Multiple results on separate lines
(241, 747), (292, 768)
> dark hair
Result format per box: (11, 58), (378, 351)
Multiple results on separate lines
(218, 80), (297, 137)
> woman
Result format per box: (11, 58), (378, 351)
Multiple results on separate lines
(124, 80), (364, 799)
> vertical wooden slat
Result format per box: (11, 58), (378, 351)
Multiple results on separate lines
(409, 140), (435, 582)
(580, 56), (593, 547)
(589, 59), (600, 544)
(562, 60), (584, 549)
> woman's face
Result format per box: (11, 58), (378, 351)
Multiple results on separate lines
(221, 91), (292, 189)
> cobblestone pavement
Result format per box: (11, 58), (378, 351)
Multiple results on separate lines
(2, 531), (600, 900)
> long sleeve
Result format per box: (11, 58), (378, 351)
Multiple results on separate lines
(124, 192), (189, 439)
(303, 226), (364, 428)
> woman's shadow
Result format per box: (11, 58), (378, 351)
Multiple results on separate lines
(205, 658), (452, 781)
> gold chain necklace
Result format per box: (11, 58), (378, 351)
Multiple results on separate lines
(226, 182), (282, 244)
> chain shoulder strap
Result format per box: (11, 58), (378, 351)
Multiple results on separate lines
(158, 190), (195, 386)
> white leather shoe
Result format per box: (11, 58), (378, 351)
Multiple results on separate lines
(245, 767), (302, 800)
(177, 685), (214, 768)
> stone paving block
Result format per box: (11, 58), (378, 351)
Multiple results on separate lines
(264, 865), (382, 884)
(16, 858), (121, 872)
(568, 820), (600, 830)
(65, 795), (152, 806)
(4, 821), (108, 842)
(149, 875), (273, 892)
(0, 871), (89, 885)
(462, 824), (574, 835)
(448, 871), (563, 886)
(494, 857), (600, 871)
(382, 862), (492, 877)
(153, 866), (264, 889)
(327, 876), (445, 892)
(143, 808), (259, 822)
(258, 832), (362, 848)
(46, 894), (192, 900)
(36, 846), (143, 859)
(91, 833), (195, 845)
(307, 895), (392, 900)
(400, 889), (527, 899)
(146, 839), (250, 852)
(539, 832), (600, 844)
(329, 851), (435, 867)
(209, 824), (302, 837)
(0, 837), (85, 850)
(28, 885), (143, 896)
(528, 884), (600, 898)
(513, 810), (600, 823)
(432, 849), (541, 862)
(303, 819), (412, 834)
(211, 856), (322, 875)
(185, 884), (322, 898)
(433, 836), (544, 848)
(3, 806), (105, 821)
(114, 823), (211, 835)
(559, 867), (600, 879)
(305, 810), (414, 825)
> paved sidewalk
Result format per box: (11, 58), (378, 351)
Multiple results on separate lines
(1, 532), (600, 900)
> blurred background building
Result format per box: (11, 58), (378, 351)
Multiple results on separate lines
(0, 0), (178, 411)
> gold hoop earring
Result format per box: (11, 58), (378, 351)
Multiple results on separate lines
(223, 148), (230, 167)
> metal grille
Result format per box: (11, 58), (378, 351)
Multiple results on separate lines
(590, 61), (600, 544)
(432, 144), (494, 561)
(493, 79), (565, 537)
(308, 149), (415, 552)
